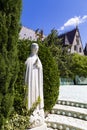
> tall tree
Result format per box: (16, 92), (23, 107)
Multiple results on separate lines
(45, 29), (60, 46)
(45, 29), (73, 78)
(71, 54), (87, 78)
(0, 0), (22, 128)
(35, 29), (44, 41)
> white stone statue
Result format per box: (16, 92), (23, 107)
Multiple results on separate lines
(25, 43), (45, 128)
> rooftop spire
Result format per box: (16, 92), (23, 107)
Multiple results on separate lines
(76, 19), (79, 29)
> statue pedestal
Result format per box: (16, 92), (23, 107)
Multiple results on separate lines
(29, 109), (45, 128)
(27, 123), (47, 130)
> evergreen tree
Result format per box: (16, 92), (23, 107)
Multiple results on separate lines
(45, 29), (73, 78)
(0, 0), (22, 128)
(38, 42), (60, 111)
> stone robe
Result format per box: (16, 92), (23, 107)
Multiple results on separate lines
(25, 54), (44, 110)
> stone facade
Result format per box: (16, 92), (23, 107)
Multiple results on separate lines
(58, 27), (84, 55)
(19, 26), (46, 41)
(70, 29), (84, 55)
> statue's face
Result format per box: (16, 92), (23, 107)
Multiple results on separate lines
(31, 43), (39, 55)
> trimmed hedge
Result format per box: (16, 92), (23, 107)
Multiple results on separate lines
(0, 0), (22, 128)
(38, 42), (60, 111)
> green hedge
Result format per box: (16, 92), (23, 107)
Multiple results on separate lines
(38, 42), (60, 111)
(0, 0), (22, 128)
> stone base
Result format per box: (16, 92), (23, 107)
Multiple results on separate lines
(28, 124), (47, 130)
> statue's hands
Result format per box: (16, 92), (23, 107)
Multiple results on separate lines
(33, 59), (38, 68)
(35, 59), (38, 64)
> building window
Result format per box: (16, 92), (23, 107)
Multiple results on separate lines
(76, 39), (79, 45)
(79, 47), (82, 53)
(74, 45), (77, 51)
(76, 35), (79, 45)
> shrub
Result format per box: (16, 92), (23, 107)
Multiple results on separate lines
(0, 0), (22, 128)
(38, 42), (59, 111)
(3, 97), (40, 130)
(14, 40), (32, 114)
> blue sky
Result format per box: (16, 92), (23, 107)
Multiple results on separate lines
(21, 0), (87, 47)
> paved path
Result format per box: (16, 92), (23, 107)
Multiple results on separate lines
(59, 85), (87, 103)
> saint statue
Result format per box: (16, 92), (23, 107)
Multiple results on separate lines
(25, 43), (44, 110)
(25, 43), (45, 128)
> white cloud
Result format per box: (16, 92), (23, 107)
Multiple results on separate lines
(59, 15), (87, 31)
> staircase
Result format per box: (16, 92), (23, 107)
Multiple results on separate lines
(45, 100), (87, 130)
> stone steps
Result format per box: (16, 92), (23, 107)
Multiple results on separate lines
(45, 114), (87, 130)
(46, 85), (87, 130)
(57, 100), (87, 109)
(51, 104), (87, 121)
(45, 100), (87, 130)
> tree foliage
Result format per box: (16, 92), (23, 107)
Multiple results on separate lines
(44, 29), (73, 78)
(71, 54), (87, 78)
(0, 0), (22, 128)
(44, 29), (60, 46)
(14, 40), (32, 114)
(38, 42), (59, 111)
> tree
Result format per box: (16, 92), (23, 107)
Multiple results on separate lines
(71, 54), (87, 78)
(44, 29), (73, 78)
(58, 47), (73, 78)
(38, 42), (59, 111)
(44, 28), (60, 46)
(14, 40), (32, 114)
(0, 0), (22, 128)
(35, 29), (44, 41)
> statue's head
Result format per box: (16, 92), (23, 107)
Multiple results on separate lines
(31, 43), (39, 55)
